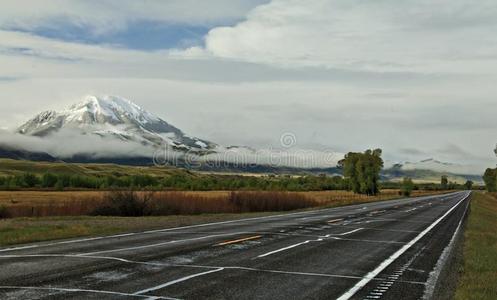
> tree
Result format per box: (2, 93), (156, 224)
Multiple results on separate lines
(441, 175), (449, 190)
(22, 173), (39, 188)
(483, 168), (497, 192)
(41, 173), (58, 188)
(464, 180), (474, 190)
(55, 179), (65, 191)
(338, 149), (384, 195)
(401, 177), (414, 197)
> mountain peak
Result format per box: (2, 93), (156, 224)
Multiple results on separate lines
(17, 95), (216, 153)
(63, 95), (160, 126)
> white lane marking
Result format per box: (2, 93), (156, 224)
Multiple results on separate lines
(0, 253), (426, 285)
(257, 240), (315, 258)
(332, 225), (420, 233)
(257, 226), (401, 258)
(0, 245), (38, 253)
(134, 268), (224, 295)
(335, 228), (363, 236)
(257, 228), (366, 258)
(329, 237), (404, 244)
(336, 192), (470, 300)
(0, 285), (178, 299)
(79, 233), (242, 256)
(0, 192), (459, 253)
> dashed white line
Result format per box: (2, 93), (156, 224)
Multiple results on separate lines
(257, 240), (316, 258)
(133, 268), (224, 295)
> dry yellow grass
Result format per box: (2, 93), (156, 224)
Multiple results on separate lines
(0, 189), (449, 210)
(0, 189), (453, 246)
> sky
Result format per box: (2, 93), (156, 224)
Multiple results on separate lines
(1, 0), (497, 173)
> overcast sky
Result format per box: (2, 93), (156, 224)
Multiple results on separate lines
(1, 0), (497, 172)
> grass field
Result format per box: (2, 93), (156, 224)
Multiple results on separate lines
(0, 158), (186, 177)
(455, 192), (497, 300)
(0, 189), (446, 218)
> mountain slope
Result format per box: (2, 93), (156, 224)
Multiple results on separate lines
(0, 144), (56, 162)
(18, 95), (216, 153)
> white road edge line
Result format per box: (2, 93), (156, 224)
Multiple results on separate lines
(336, 191), (470, 300)
(133, 268), (224, 295)
(422, 196), (470, 299)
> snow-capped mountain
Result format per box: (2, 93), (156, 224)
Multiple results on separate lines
(18, 95), (216, 153)
(394, 158), (480, 175)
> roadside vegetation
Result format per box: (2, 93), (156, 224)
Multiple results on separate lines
(455, 192), (497, 299)
(0, 189), (450, 246)
(0, 189), (452, 219)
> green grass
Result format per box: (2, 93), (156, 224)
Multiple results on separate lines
(455, 192), (497, 300)
(0, 158), (188, 177)
(0, 212), (279, 246)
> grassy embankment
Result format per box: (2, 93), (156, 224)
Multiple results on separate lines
(455, 192), (497, 299)
(0, 189), (446, 246)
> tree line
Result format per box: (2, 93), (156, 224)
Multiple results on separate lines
(0, 172), (351, 192)
(0, 148), (472, 193)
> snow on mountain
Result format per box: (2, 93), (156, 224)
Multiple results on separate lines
(17, 95), (216, 153)
(390, 158), (481, 176)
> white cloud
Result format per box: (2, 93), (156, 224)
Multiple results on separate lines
(197, 0), (497, 73)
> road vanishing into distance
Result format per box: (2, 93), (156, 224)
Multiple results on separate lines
(0, 191), (471, 300)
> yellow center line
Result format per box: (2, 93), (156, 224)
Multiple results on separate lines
(214, 235), (263, 247)
(327, 218), (344, 224)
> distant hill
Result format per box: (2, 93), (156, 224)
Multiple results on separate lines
(0, 145), (56, 162)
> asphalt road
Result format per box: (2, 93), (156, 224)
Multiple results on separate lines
(0, 191), (471, 300)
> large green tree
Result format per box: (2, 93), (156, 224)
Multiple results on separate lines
(339, 149), (384, 195)
(483, 168), (497, 192)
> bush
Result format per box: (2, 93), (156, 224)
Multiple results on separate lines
(228, 191), (317, 212)
(41, 173), (58, 188)
(401, 177), (414, 197)
(92, 191), (151, 217)
(0, 205), (11, 219)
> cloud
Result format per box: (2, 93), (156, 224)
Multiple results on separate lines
(194, 0), (497, 73)
(0, 0), (268, 35)
(0, 129), (154, 159)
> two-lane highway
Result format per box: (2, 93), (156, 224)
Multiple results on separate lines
(0, 191), (471, 299)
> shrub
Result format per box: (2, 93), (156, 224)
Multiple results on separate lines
(228, 191), (317, 212)
(92, 191), (151, 217)
(0, 205), (11, 219)
(401, 177), (414, 197)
